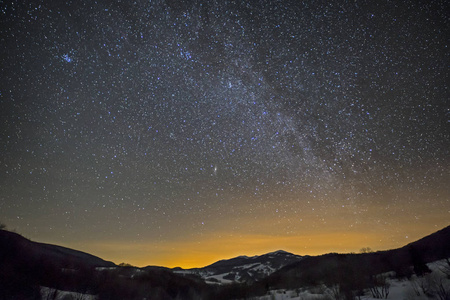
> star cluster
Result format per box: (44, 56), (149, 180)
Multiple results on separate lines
(1, 0), (448, 267)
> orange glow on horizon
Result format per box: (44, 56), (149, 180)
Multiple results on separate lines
(59, 222), (448, 269)
(34, 191), (450, 269)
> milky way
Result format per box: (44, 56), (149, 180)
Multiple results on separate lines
(1, 0), (448, 267)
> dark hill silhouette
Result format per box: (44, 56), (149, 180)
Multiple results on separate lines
(0, 229), (115, 269)
(174, 250), (305, 284)
(260, 225), (450, 291)
(1, 226), (449, 299)
(401, 225), (450, 262)
(0, 229), (211, 299)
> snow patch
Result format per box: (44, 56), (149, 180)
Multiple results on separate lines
(250, 258), (450, 300)
(41, 287), (97, 300)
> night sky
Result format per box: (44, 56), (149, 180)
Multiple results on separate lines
(1, 0), (449, 268)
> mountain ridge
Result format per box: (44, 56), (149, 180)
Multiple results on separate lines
(0, 229), (115, 268)
(2, 226), (449, 271)
(172, 249), (304, 284)
(261, 225), (450, 291)
(1, 226), (449, 299)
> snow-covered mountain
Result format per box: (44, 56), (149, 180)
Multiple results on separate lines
(173, 250), (305, 284)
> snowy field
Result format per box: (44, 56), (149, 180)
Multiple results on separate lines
(248, 259), (450, 300)
(40, 259), (450, 300)
(41, 286), (97, 300)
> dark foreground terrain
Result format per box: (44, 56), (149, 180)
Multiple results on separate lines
(1, 226), (449, 299)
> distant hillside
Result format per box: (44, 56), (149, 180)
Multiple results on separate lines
(1, 226), (449, 299)
(173, 250), (304, 284)
(0, 229), (115, 269)
(261, 225), (450, 291)
(400, 225), (450, 262)
(0, 229), (210, 299)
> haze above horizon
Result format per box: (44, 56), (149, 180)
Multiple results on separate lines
(1, 0), (448, 269)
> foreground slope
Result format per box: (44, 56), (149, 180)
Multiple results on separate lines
(261, 226), (450, 290)
(1, 226), (449, 299)
(248, 258), (450, 300)
(0, 229), (115, 269)
(0, 229), (210, 299)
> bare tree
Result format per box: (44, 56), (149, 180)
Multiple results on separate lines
(327, 284), (343, 300)
(369, 275), (390, 299)
(42, 287), (59, 300)
(360, 247), (373, 254)
(418, 273), (438, 297)
(434, 277), (450, 300)
(410, 277), (422, 296)
(438, 259), (450, 278)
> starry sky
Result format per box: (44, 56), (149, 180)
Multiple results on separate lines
(1, 0), (449, 268)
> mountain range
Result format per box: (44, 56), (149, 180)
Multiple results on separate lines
(1, 226), (449, 299)
(173, 249), (305, 284)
